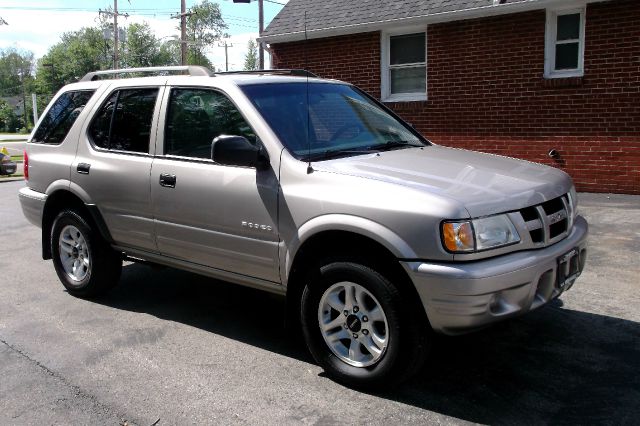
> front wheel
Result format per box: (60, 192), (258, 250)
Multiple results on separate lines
(51, 209), (122, 298)
(301, 261), (429, 389)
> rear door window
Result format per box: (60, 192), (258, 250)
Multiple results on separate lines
(32, 90), (95, 145)
(88, 88), (159, 154)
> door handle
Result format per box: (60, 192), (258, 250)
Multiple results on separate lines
(159, 173), (176, 188)
(77, 163), (91, 174)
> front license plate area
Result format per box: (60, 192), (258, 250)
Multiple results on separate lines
(557, 248), (580, 289)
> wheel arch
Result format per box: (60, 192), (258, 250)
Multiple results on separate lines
(284, 225), (428, 330)
(41, 188), (112, 260)
(283, 214), (417, 285)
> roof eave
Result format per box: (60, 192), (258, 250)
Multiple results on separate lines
(260, 0), (602, 44)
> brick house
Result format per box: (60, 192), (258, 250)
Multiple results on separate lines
(260, 0), (639, 194)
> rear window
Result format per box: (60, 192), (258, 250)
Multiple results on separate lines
(32, 90), (95, 145)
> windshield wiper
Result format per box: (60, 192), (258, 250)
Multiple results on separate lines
(371, 140), (423, 151)
(305, 148), (377, 162)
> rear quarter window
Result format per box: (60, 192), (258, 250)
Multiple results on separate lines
(32, 90), (95, 145)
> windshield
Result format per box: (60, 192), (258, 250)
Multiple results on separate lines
(240, 82), (428, 160)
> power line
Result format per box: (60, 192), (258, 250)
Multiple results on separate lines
(0, 6), (259, 23)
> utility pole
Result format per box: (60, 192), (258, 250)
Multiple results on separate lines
(233, 0), (265, 69)
(218, 41), (233, 71)
(99, 3), (129, 70)
(172, 3), (196, 66)
(42, 62), (57, 92)
(114, 0), (119, 69)
(258, 0), (264, 69)
(181, 0), (187, 65)
(32, 93), (38, 124)
(20, 73), (28, 128)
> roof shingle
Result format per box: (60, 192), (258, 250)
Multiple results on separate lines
(262, 0), (542, 41)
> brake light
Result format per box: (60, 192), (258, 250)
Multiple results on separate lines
(23, 150), (28, 181)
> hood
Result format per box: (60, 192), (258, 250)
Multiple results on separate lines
(313, 145), (572, 217)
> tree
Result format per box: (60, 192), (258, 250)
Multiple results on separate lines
(244, 39), (258, 71)
(0, 48), (36, 128)
(35, 27), (111, 94)
(122, 23), (180, 68)
(0, 99), (22, 132)
(0, 48), (35, 97)
(35, 21), (183, 95)
(186, 0), (228, 68)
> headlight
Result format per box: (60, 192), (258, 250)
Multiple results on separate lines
(567, 185), (578, 228)
(442, 214), (520, 253)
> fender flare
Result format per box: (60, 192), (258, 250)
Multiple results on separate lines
(41, 181), (113, 259)
(282, 214), (417, 285)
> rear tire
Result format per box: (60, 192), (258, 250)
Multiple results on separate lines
(301, 261), (429, 389)
(51, 209), (121, 298)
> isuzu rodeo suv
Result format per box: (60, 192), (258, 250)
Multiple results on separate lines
(19, 66), (588, 388)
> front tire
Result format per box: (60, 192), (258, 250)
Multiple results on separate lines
(301, 261), (429, 389)
(51, 209), (122, 298)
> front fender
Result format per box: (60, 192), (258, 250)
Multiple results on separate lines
(281, 214), (418, 285)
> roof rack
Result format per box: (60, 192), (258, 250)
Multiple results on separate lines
(80, 66), (212, 82)
(214, 69), (318, 78)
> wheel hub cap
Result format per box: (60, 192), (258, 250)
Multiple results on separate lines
(318, 281), (389, 368)
(58, 225), (91, 283)
(346, 314), (361, 332)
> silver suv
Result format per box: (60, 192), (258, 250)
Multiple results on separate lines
(19, 66), (588, 388)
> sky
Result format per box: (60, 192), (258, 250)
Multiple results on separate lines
(0, 0), (288, 71)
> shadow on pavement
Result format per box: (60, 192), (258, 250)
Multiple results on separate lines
(96, 263), (640, 425)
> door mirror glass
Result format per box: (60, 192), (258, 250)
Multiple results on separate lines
(211, 135), (269, 169)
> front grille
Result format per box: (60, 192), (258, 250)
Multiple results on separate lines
(519, 194), (572, 246)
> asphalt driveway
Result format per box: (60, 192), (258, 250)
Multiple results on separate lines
(0, 180), (638, 425)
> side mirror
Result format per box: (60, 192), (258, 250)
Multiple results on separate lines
(211, 135), (269, 169)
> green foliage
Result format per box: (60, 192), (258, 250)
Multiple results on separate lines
(34, 20), (196, 94)
(19, 4), (228, 99)
(186, 0), (228, 66)
(0, 48), (35, 97)
(0, 48), (34, 129)
(35, 27), (111, 94)
(122, 23), (180, 68)
(0, 99), (23, 133)
(244, 39), (258, 71)
(187, 50), (214, 69)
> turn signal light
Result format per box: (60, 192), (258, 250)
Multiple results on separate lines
(442, 221), (474, 252)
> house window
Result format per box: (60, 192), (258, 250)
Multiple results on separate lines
(382, 31), (427, 101)
(545, 8), (585, 78)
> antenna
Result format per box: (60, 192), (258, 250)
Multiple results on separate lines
(305, 10), (313, 174)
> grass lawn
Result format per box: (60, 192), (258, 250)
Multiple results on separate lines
(10, 155), (23, 162)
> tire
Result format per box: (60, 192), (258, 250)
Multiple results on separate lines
(301, 261), (429, 389)
(51, 209), (122, 298)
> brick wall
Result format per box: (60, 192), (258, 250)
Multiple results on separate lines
(271, 0), (640, 194)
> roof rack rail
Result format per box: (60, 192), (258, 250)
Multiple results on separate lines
(214, 69), (318, 78)
(80, 65), (212, 82)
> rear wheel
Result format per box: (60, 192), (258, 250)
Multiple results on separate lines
(301, 261), (429, 389)
(51, 209), (121, 298)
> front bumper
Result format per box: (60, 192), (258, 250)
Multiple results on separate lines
(18, 186), (47, 227)
(402, 215), (588, 335)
